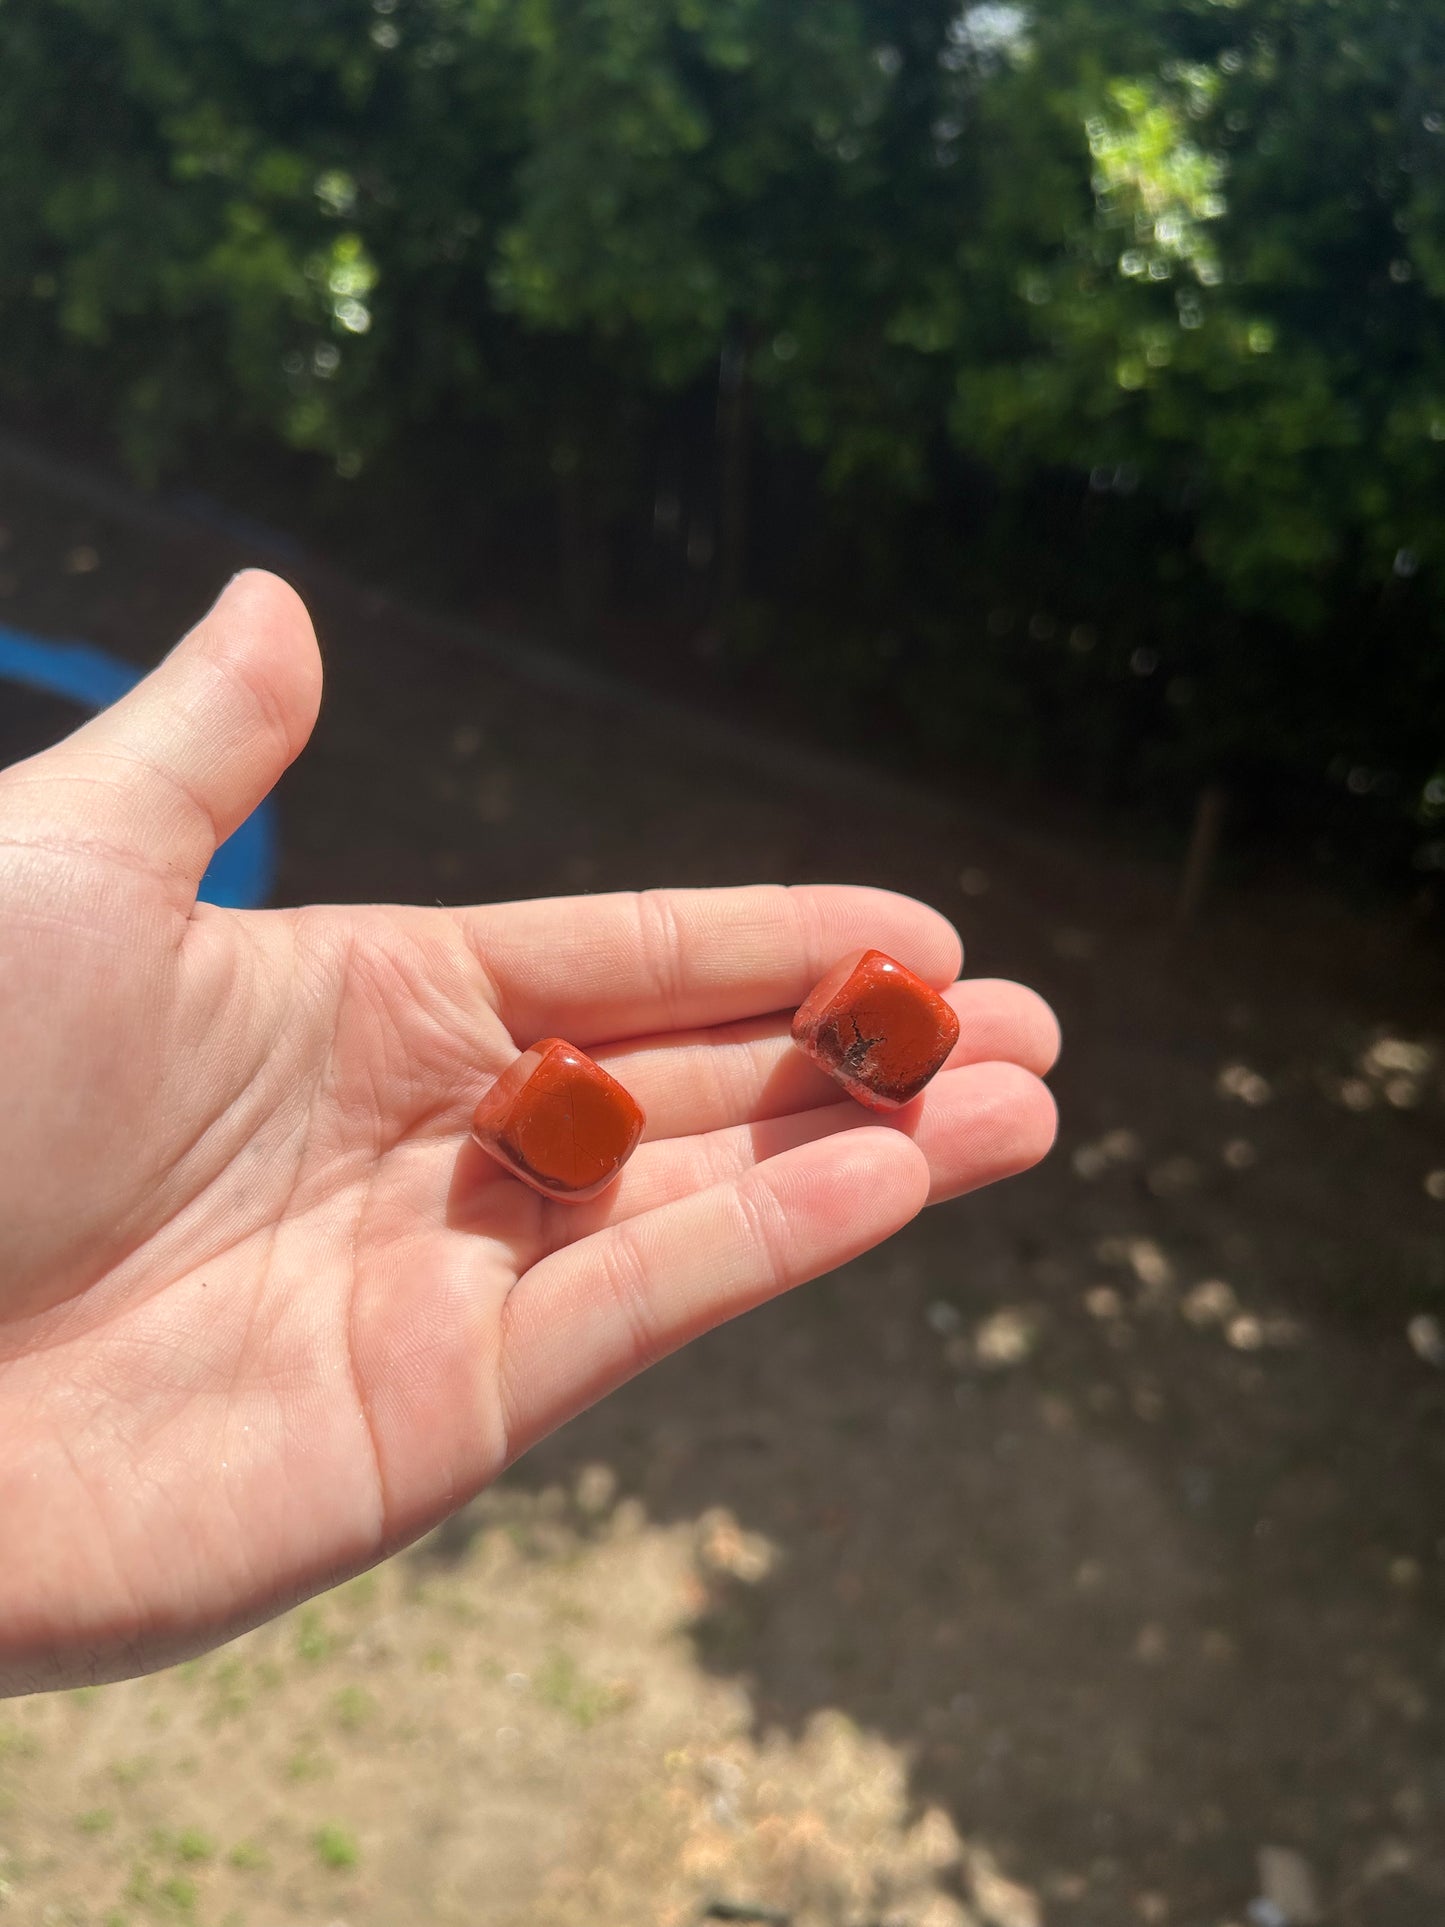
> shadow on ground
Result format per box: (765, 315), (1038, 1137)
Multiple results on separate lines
(2, 449), (1443, 1927)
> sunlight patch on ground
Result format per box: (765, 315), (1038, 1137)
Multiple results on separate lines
(0, 1477), (1013, 1927)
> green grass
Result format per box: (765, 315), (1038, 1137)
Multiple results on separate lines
(0, 1721), (40, 1762)
(76, 1807), (116, 1834)
(337, 1571), (379, 1611)
(120, 1851), (208, 1918)
(533, 1650), (629, 1729)
(313, 1823), (360, 1871)
(294, 1607), (334, 1663)
(547, 1597), (595, 1630)
(123, 1863), (155, 1907)
(441, 1596), (483, 1625)
(175, 1829), (214, 1864)
(227, 1841), (270, 1873)
(330, 1685), (377, 1732)
(205, 1658), (252, 1724)
(285, 1742), (333, 1783)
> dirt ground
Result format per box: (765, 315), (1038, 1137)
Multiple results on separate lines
(1, 438), (1443, 1927)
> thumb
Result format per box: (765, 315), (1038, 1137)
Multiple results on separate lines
(12, 571), (322, 906)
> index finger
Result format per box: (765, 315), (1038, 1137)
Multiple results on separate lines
(460, 883), (962, 1047)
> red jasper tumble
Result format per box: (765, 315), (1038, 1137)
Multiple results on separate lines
(792, 949), (960, 1112)
(471, 1038), (644, 1203)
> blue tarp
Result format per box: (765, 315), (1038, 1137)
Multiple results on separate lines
(0, 625), (276, 908)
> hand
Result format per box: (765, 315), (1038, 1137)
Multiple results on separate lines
(0, 573), (1058, 1695)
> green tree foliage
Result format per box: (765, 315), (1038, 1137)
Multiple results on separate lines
(942, 0), (1445, 855)
(493, 0), (983, 487)
(956, 0), (1445, 617)
(0, 0), (1442, 878)
(0, 0), (533, 470)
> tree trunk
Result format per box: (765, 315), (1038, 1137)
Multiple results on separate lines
(712, 328), (753, 633)
(556, 454), (601, 646)
(1176, 783), (1227, 929)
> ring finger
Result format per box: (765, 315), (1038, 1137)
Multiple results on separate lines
(594, 978), (1060, 1143)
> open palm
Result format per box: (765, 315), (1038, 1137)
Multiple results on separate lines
(0, 574), (1058, 1696)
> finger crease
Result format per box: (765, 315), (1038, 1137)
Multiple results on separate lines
(596, 1227), (664, 1374)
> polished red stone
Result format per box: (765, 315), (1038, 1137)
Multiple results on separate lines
(791, 949), (960, 1111)
(471, 1038), (645, 1203)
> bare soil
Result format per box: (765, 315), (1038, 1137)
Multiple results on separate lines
(1, 443), (1443, 1927)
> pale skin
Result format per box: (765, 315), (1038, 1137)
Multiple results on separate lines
(0, 572), (1059, 1698)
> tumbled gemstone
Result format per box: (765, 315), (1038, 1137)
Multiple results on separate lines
(471, 1038), (644, 1203)
(791, 949), (960, 1111)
